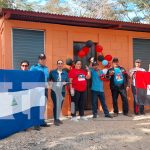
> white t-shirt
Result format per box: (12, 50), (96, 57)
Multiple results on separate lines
(129, 67), (145, 86)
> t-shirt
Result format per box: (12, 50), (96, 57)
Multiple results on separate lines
(90, 68), (104, 92)
(129, 67), (145, 86)
(68, 68), (87, 92)
(114, 67), (124, 86)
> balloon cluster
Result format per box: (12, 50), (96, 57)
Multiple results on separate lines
(75, 40), (94, 58)
(96, 44), (112, 68)
(67, 40), (113, 70)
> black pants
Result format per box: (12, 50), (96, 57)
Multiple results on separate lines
(131, 85), (144, 114)
(45, 88), (48, 100)
(111, 87), (129, 114)
(51, 90), (65, 121)
(71, 90), (86, 117)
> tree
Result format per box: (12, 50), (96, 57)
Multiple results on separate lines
(41, 0), (70, 14)
(70, 0), (118, 20)
(113, 0), (150, 23)
(0, 0), (36, 11)
(0, 0), (14, 9)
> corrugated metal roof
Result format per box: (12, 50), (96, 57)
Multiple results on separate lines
(0, 8), (150, 32)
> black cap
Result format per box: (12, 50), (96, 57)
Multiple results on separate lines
(112, 57), (119, 63)
(38, 53), (46, 59)
(92, 61), (99, 66)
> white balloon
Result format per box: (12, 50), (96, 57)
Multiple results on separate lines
(102, 68), (108, 75)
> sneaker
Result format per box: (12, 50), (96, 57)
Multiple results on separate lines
(105, 114), (113, 118)
(71, 117), (79, 122)
(54, 120), (60, 126)
(57, 119), (63, 124)
(135, 112), (140, 115)
(41, 123), (50, 127)
(140, 112), (145, 115)
(34, 126), (41, 131)
(80, 116), (88, 121)
(113, 113), (118, 117)
(124, 113), (132, 117)
(93, 115), (97, 118)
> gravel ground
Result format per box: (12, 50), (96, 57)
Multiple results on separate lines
(0, 113), (150, 150)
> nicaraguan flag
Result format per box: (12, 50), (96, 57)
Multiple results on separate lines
(0, 70), (46, 139)
(135, 71), (150, 106)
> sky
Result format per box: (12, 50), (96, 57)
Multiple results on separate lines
(27, 0), (67, 4)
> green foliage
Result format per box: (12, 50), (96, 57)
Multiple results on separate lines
(114, 0), (150, 23)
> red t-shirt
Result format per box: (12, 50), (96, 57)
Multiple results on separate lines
(68, 68), (87, 92)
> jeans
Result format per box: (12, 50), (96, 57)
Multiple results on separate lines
(131, 85), (144, 114)
(111, 87), (129, 114)
(51, 90), (65, 121)
(71, 90), (86, 117)
(92, 91), (109, 116)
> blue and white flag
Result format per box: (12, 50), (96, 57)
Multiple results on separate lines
(0, 70), (46, 139)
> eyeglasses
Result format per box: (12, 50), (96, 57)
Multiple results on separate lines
(21, 65), (28, 67)
(58, 63), (63, 65)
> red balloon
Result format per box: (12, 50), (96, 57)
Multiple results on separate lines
(82, 46), (89, 55)
(78, 50), (86, 58)
(105, 62), (111, 68)
(104, 55), (112, 61)
(96, 44), (103, 53)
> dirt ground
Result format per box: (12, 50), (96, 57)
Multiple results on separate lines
(0, 113), (150, 150)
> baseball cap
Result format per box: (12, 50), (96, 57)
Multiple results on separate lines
(38, 53), (46, 59)
(112, 57), (119, 63)
(135, 59), (142, 63)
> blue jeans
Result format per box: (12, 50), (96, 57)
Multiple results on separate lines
(92, 90), (109, 116)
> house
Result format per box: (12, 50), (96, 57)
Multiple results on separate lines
(0, 8), (150, 118)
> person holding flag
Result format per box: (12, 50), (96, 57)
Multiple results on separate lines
(106, 58), (131, 117)
(49, 60), (69, 126)
(129, 59), (146, 115)
(30, 53), (50, 128)
(20, 60), (29, 71)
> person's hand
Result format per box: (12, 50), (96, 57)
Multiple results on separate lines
(70, 88), (75, 96)
(109, 70), (114, 76)
(62, 82), (67, 85)
(126, 86), (130, 91)
(85, 65), (90, 72)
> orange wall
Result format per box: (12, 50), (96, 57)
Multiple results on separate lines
(1, 19), (150, 118)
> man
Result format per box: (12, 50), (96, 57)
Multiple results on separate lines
(129, 59), (146, 115)
(106, 58), (131, 117)
(49, 60), (69, 126)
(30, 53), (50, 129)
(90, 61), (112, 118)
(20, 60), (29, 71)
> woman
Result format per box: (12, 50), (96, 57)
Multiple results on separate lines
(69, 60), (91, 122)
(49, 60), (69, 126)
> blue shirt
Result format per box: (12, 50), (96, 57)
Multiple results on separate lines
(30, 63), (49, 82)
(90, 68), (104, 92)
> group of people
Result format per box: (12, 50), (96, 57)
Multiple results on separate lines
(20, 53), (150, 130)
